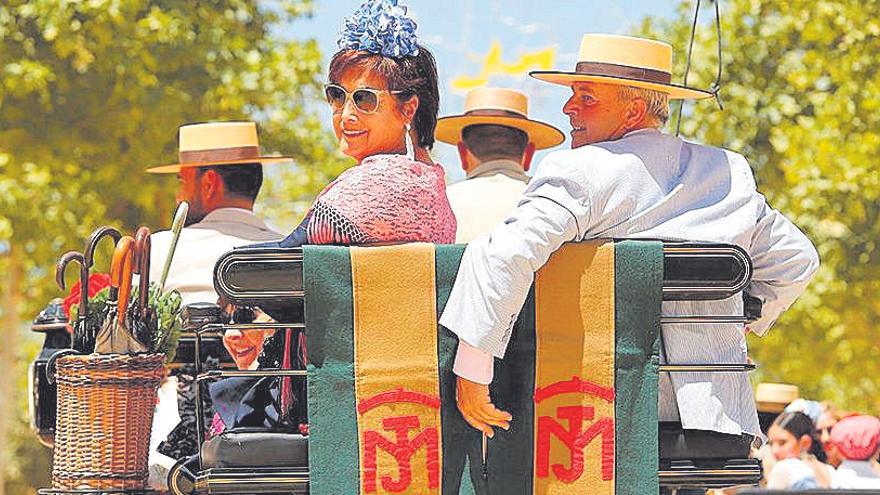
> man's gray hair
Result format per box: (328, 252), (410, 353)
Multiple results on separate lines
(617, 85), (669, 126)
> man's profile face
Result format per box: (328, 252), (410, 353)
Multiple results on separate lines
(176, 167), (207, 226)
(562, 82), (632, 149)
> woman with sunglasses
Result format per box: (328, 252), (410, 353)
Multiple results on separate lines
(213, 0), (455, 437)
(258, 0), (455, 249)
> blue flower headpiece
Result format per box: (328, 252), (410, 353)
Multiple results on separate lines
(338, 0), (420, 58)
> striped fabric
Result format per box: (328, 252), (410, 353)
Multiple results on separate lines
(304, 240), (663, 495)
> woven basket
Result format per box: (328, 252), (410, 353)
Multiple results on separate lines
(52, 353), (166, 491)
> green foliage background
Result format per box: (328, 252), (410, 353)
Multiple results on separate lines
(0, 1), (350, 492)
(639, 0), (879, 413)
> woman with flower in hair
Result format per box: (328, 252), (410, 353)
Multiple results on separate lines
(261, 0), (455, 248)
(212, 0), (455, 435)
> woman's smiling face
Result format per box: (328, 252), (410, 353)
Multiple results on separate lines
(329, 68), (413, 163)
(222, 327), (275, 370)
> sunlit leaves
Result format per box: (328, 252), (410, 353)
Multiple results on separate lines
(640, 0), (880, 412)
(0, 3), (348, 488)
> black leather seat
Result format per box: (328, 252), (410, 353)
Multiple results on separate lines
(659, 422), (752, 460)
(200, 242), (763, 494)
(201, 429), (308, 469)
(658, 424), (762, 490)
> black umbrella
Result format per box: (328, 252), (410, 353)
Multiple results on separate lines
(55, 251), (89, 352)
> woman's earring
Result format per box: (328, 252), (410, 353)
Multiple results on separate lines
(405, 122), (415, 160)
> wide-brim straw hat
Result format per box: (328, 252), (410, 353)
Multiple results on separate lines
(755, 383), (800, 414)
(435, 87), (565, 150)
(147, 121), (292, 174)
(530, 34), (713, 100)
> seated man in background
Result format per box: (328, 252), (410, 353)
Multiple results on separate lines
(145, 121), (288, 489)
(147, 121), (287, 305)
(436, 87), (563, 242)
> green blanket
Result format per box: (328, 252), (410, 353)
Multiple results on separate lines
(304, 240), (662, 495)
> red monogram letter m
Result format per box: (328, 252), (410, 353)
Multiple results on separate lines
(362, 415), (440, 493)
(536, 406), (615, 483)
(534, 377), (616, 484)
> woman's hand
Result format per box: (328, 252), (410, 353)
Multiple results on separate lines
(456, 376), (512, 437)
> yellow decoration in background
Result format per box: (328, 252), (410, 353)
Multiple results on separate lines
(452, 41), (555, 91)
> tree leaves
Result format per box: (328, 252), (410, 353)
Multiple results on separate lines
(639, 0), (880, 412)
(0, 1), (348, 490)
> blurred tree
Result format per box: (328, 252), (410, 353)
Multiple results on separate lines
(0, 1), (350, 491)
(639, 0), (879, 412)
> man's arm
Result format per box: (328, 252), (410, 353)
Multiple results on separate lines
(441, 191), (585, 434)
(439, 156), (592, 360)
(439, 153), (593, 435)
(746, 200), (820, 336)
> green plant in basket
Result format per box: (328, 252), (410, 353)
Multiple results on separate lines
(68, 286), (112, 346)
(129, 282), (183, 361)
(70, 283), (183, 360)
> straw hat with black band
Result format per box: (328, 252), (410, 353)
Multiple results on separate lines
(147, 121), (291, 174)
(530, 33), (713, 100)
(435, 87), (565, 150)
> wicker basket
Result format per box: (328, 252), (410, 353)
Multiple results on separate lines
(52, 353), (166, 491)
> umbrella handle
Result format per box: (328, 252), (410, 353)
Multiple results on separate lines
(111, 236), (135, 326)
(56, 251), (89, 319)
(84, 226), (123, 268)
(110, 238), (133, 287)
(160, 201), (188, 291)
(118, 251), (133, 326)
(134, 227), (151, 315)
(83, 226), (123, 312)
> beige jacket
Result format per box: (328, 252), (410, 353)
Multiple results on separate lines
(148, 207), (282, 305)
(445, 159), (529, 243)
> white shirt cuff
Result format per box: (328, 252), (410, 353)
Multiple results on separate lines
(453, 339), (494, 385)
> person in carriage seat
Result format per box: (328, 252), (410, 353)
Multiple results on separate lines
(146, 121), (287, 305)
(440, 34), (820, 455)
(436, 87), (564, 242)
(143, 120), (287, 489)
(251, 1), (454, 250)
(210, 0), (456, 434)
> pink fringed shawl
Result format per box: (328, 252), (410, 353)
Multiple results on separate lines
(305, 154), (456, 245)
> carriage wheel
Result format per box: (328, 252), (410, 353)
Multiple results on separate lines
(167, 456), (197, 495)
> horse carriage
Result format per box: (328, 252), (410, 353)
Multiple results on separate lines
(29, 239), (771, 495)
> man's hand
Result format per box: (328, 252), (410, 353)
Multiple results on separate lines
(456, 376), (512, 437)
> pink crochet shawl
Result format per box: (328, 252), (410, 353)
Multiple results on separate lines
(305, 154), (456, 245)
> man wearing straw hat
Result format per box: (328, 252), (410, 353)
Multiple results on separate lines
(436, 87), (564, 243)
(441, 34), (820, 447)
(145, 121), (288, 489)
(146, 121), (288, 305)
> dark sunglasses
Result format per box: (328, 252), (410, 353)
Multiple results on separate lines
(324, 84), (407, 114)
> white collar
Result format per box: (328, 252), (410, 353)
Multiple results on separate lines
(622, 127), (661, 139)
(467, 159), (528, 181)
(198, 207), (270, 231)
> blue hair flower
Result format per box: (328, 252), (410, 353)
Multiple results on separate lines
(338, 0), (420, 58)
